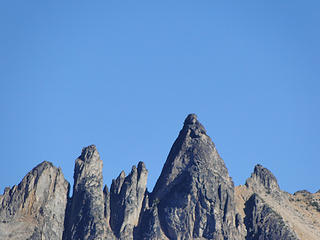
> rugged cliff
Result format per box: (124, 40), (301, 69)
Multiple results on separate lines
(1, 114), (319, 240)
(0, 162), (69, 240)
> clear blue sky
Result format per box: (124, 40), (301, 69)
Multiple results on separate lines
(1, 1), (319, 194)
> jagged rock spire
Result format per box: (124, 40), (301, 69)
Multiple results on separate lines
(152, 113), (231, 200)
(245, 164), (280, 195)
(144, 114), (244, 240)
(109, 162), (148, 239)
(64, 145), (108, 240)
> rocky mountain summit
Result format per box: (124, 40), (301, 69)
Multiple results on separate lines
(1, 114), (319, 240)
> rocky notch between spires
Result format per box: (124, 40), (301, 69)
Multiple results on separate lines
(1, 114), (320, 240)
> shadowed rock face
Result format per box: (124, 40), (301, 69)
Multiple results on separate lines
(244, 194), (298, 240)
(109, 162), (148, 240)
(1, 114), (319, 240)
(0, 161), (69, 240)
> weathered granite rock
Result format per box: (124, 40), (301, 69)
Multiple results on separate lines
(2, 114), (320, 240)
(63, 145), (108, 240)
(109, 161), (148, 239)
(293, 190), (320, 213)
(144, 114), (244, 239)
(244, 193), (299, 240)
(138, 197), (169, 240)
(236, 164), (320, 240)
(245, 164), (280, 195)
(0, 161), (69, 240)
(102, 185), (116, 240)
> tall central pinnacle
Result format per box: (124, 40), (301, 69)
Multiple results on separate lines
(147, 114), (243, 239)
(152, 113), (230, 200)
(183, 113), (207, 138)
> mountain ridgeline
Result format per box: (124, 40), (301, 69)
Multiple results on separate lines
(1, 114), (319, 240)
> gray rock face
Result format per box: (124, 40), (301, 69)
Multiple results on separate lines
(245, 164), (280, 194)
(63, 145), (108, 240)
(238, 164), (320, 240)
(138, 199), (169, 240)
(244, 194), (299, 240)
(0, 161), (69, 240)
(145, 114), (244, 240)
(109, 162), (148, 240)
(1, 114), (319, 240)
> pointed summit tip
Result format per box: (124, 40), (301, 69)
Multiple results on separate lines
(81, 144), (97, 152)
(79, 144), (99, 161)
(184, 113), (198, 125)
(245, 164), (280, 193)
(182, 113), (207, 137)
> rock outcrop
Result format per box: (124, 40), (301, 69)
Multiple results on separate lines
(236, 164), (320, 240)
(0, 161), (69, 240)
(245, 164), (280, 194)
(1, 114), (319, 240)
